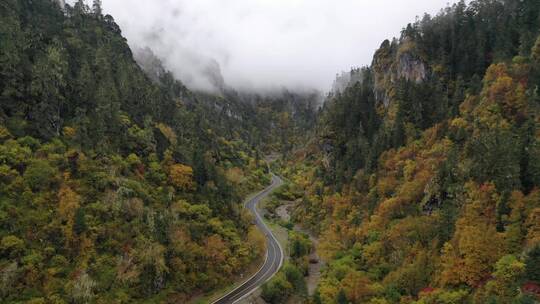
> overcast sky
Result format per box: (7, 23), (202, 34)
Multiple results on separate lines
(89, 0), (461, 92)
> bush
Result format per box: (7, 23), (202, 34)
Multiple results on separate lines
(283, 263), (306, 293)
(0, 235), (24, 257)
(23, 160), (57, 191)
(261, 263), (306, 303)
(289, 231), (312, 259)
(261, 272), (293, 304)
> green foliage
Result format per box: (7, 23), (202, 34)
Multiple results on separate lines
(0, 0), (302, 302)
(337, 289), (348, 304)
(289, 231), (312, 259)
(23, 160), (57, 191)
(485, 255), (526, 302)
(283, 263), (307, 293)
(416, 289), (469, 304)
(512, 294), (538, 304)
(73, 208), (86, 235)
(261, 272), (293, 304)
(261, 263), (307, 304)
(524, 245), (540, 281)
(0, 235), (24, 258)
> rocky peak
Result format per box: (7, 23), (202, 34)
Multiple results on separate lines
(393, 39), (428, 84)
(372, 37), (428, 106)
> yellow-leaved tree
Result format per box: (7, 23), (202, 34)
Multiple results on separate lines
(58, 184), (80, 246)
(439, 183), (505, 287)
(169, 164), (195, 191)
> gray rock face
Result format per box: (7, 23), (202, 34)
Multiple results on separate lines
(202, 59), (226, 93)
(55, 0), (65, 9)
(371, 38), (429, 107)
(394, 51), (427, 84)
(132, 47), (166, 83)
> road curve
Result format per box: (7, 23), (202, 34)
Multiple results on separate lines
(213, 174), (284, 304)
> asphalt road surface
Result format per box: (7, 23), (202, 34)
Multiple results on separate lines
(213, 174), (284, 304)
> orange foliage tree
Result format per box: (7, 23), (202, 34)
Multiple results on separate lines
(169, 164), (195, 191)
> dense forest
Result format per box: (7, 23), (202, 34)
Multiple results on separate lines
(2, 0), (540, 303)
(277, 0), (540, 303)
(0, 0), (317, 302)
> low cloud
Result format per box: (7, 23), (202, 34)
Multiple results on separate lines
(79, 0), (462, 92)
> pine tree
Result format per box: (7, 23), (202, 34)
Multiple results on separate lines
(337, 289), (348, 304)
(92, 0), (102, 18)
(525, 245), (540, 281)
(73, 208), (87, 235)
(30, 40), (68, 137)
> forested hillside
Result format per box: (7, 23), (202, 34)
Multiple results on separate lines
(0, 0), (318, 302)
(3, 0), (540, 303)
(227, 89), (319, 155)
(278, 0), (540, 303)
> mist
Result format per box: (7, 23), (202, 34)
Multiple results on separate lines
(75, 0), (463, 92)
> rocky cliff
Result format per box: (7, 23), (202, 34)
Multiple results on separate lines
(372, 37), (428, 107)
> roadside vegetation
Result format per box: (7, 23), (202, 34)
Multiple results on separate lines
(259, 183), (314, 304)
(0, 1), (313, 302)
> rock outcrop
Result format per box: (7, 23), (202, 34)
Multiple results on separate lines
(55, 0), (65, 9)
(395, 51), (427, 84)
(372, 38), (429, 107)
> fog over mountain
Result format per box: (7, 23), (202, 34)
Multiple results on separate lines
(72, 0), (463, 92)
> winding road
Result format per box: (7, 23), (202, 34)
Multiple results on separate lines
(213, 174), (284, 304)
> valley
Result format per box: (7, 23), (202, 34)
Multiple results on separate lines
(1, 0), (540, 304)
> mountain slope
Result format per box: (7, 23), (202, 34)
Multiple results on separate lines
(278, 1), (540, 303)
(0, 1), (282, 302)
